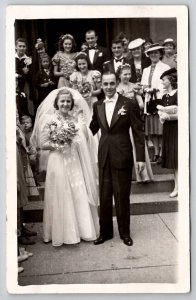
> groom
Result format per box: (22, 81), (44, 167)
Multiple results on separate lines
(90, 72), (145, 246)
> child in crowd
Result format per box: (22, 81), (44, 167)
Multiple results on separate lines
(20, 115), (40, 187)
(34, 38), (47, 71)
(116, 63), (154, 183)
(17, 113), (37, 246)
(80, 42), (88, 52)
(35, 53), (56, 106)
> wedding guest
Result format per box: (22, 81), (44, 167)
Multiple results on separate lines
(17, 113), (37, 247)
(20, 115), (34, 143)
(147, 68), (178, 197)
(15, 38), (32, 93)
(70, 52), (102, 112)
(85, 29), (110, 73)
(128, 38), (151, 84)
(34, 38), (47, 71)
(141, 43), (170, 163)
(35, 88), (99, 246)
(116, 64), (154, 183)
(116, 32), (132, 60)
(90, 72), (145, 246)
(52, 34), (78, 88)
(162, 38), (177, 68)
(16, 74), (29, 118)
(70, 52), (101, 165)
(80, 42), (88, 52)
(15, 38), (35, 116)
(103, 39), (131, 74)
(35, 53), (56, 106)
(20, 115), (39, 186)
(143, 38), (153, 57)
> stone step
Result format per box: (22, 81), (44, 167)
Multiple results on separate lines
(24, 192), (178, 223)
(28, 173), (175, 202)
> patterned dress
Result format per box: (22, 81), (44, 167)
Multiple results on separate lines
(52, 51), (77, 88)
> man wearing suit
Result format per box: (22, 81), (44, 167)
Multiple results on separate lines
(90, 72), (145, 246)
(85, 30), (110, 73)
(103, 39), (132, 74)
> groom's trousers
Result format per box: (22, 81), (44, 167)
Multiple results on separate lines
(99, 157), (133, 239)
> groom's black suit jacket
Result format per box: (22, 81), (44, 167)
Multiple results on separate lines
(90, 93), (145, 169)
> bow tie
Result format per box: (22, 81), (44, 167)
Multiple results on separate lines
(104, 98), (115, 104)
(114, 58), (123, 63)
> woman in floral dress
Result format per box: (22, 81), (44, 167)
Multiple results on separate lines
(52, 34), (78, 88)
(70, 52), (102, 113)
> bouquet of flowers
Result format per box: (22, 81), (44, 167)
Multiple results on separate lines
(62, 60), (76, 79)
(70, 77), (83, 91)
(48, 120), (79, 152)
(78, 82), (92, 103)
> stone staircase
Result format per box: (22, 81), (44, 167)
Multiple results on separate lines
(23, 164), (178, 223)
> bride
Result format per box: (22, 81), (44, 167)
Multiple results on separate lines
(31, 87), (99, 246)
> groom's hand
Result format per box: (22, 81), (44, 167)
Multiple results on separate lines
(137, 162), (146, 173)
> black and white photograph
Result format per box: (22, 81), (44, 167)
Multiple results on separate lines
(6, 5), (189, 293)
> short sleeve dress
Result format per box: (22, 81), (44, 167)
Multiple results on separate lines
(52, 51), (77, 87)
(69, 70), (97, 113)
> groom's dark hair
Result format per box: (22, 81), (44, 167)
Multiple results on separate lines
(102, 71), (117, 81)
(54, 89), (74, 110)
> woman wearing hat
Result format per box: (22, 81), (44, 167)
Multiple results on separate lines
(162, 38), (177, 68)
(141, 43), (170, 163)
(147, 68), (178, 197)
(143, 38), (153, 57)
(128, 38), (151, 84)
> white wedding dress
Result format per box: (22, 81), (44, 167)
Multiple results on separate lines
(41, 113), (99, 246)
(31, 87), (99, 246)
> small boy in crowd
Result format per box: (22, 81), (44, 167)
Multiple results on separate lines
(20, 115), (39, 186)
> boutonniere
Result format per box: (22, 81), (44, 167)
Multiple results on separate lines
(24, 57), (32, 66)
(98, 52), (103, 56)
(118, 105), (127, 115)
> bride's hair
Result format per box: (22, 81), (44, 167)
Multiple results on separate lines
(54, 89), (74, 110)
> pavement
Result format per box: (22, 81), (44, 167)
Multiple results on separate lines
(18, 212), (178, 286)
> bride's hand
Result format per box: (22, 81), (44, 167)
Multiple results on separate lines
(49, 142), (56, 151)
(42, 141), (56, 151)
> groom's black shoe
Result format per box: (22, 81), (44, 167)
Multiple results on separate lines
(122, 237), (133, 246)
(94, 235), (113, 245)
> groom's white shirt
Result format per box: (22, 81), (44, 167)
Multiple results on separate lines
(104, 92), (118, 126)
